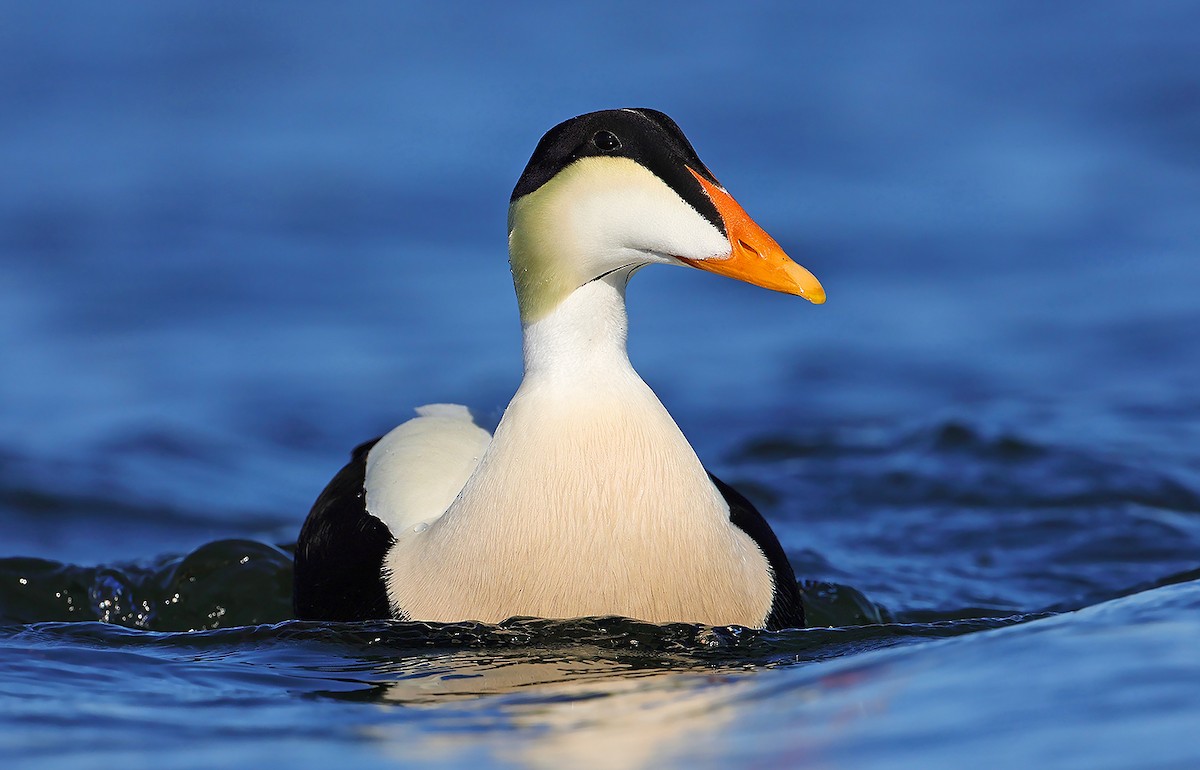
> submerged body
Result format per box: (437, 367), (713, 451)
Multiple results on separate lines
(294, 109), (823, 630)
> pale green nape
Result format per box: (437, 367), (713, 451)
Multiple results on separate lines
(507, 180), (574, 325)
(507, 156), (640, 325)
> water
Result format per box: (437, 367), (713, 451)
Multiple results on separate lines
(2, 3), (1199, 768)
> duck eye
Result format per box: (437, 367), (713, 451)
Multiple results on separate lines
(592, 130), (621, 152)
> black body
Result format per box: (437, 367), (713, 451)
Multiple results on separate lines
(293, 440), (805, 629)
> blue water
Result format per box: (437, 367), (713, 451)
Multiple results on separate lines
(3, 3), (1199, 768)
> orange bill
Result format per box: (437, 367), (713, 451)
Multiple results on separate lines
(677, 167), (825, 304)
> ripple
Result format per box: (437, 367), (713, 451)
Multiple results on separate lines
(2, 611), (1038, 679)
(736, 418), (1200, 512)
(723, 417), (1200, 615)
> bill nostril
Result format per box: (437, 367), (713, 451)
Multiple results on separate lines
(738, 239), (761, 258)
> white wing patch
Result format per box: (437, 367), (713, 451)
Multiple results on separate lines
(364, 403), (492, 538)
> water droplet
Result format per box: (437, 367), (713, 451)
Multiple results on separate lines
(414, 522), (429, 533)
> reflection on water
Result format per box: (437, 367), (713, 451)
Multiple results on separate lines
(340, 580), (1200, 769)
(364, 660), (738, 770)
(329, 615), (1028, 768)
(3, 584), (1193, 768)
(0, 610), (1030, 768)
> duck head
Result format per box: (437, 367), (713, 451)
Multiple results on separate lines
(507, 108), (825, 323)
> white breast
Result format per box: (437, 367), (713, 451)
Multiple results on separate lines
(378, 279), (775, 627)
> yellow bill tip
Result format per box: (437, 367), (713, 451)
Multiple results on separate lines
(780, 259), (826, 304)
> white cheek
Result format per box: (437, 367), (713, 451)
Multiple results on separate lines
(568, 169), (731, 269)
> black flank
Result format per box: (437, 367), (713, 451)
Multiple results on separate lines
(710, 473), (806, 630)
(293, 438), (394, 621)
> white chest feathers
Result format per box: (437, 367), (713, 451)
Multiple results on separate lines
(369, 387), (775, 628)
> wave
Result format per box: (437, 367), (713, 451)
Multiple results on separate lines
(0, 539), (293, 631)
(735, 419), (1200, 513)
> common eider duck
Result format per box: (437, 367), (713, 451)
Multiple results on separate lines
(294, 108), (825, 630)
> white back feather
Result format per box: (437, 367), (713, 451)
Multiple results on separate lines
(364, 404), (492, 538)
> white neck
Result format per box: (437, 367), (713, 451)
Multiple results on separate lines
(383, 271), (774, 626)
(521, 271), (635, 383)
